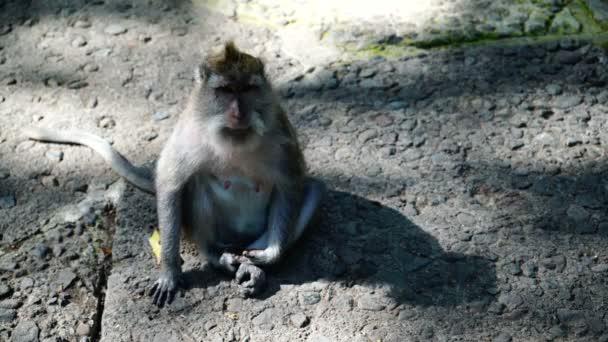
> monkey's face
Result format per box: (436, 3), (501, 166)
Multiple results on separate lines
(198, 43), (277, 146)
(206, 73), (269, 139)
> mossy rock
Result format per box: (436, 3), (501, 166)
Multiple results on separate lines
(550, 7), (582, 33)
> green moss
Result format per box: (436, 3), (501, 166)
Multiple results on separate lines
(569, 0), (605, 32)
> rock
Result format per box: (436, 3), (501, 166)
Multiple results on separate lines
(45, 150), (64, 162)
(73, 19), (91, 28)
(12, 321), (39, 342)
(548, 325), (567, 338)
(555, 51), (582, 65)
(357, 294), (386, 311)
(307, 334), (331, 342)
(567, 204), (590, 223)
(72, 36), (87, 47)
(83, 64), (99, 73)
(104, 24), (127, 35)
(358, 129), (378, 143)
(0, 308), (16, 322)
(493, 332), (512, 342)
(557, 309), (584, 326)
(550, 8), (581, 34)
(21, 277), (34, 290)
(591, 264), (608, 273)
(545, 84), (562, 96)
(299, 291), (321, 305)
(498, 293), (523, 311)
(0, 299), (21, 309)
(290, 313), (309, 328)
(98, 116), (116, 129)
(0, 195), (16, 209)
(53, 269), (77, 290)
(586, 0), (608, 25)
(76, 322), (91, 336)
(0, 284), (11, 298)
(554, 95), (582, 109)
(32, 243), (50, 259)
(525, 10), (548, 34)
(252, 308), (278, 330)
(153, 111), (170, 121)
(67, 80), (88, 89)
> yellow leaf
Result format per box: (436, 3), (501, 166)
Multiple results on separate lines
(148, 230), (162, 265)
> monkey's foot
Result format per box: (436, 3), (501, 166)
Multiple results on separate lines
(209, 252), (248, 274)
(149, 271), (183, 307)
(242, 247), (280, 265)
(236, 263), (266, 297)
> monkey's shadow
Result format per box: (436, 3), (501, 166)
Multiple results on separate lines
(182, 190), (497, 308)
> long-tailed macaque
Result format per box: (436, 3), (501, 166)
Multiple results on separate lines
(24, 42), (326, 306)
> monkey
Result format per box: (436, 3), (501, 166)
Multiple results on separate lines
(23, 42), (327, 306)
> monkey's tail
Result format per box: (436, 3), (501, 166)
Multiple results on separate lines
(23, 127), (155, 194)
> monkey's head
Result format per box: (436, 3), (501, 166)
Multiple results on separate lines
(196, 42), (277, 146)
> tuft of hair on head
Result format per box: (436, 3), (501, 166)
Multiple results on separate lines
(204, 41), (264, 77)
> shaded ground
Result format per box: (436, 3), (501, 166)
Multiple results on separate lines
(1, 0), (608, 341)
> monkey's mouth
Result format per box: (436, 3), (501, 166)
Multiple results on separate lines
(221, 126), (253, 140)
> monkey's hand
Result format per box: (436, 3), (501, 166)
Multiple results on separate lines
(236, 262), (266, 297)
(150, 270), (182, 307)
(243, 247), (280, 266)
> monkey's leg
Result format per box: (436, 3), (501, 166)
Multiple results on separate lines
(244, 177), (326, 264)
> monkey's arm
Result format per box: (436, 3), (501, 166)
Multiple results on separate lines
(150, 134), (202, 306)
(23, 127), (154, 193)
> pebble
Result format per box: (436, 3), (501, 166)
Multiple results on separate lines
(72, 36), (87, 47)
(153, 111), (170, 121)
(32, 243), (50, 259)
(0, 308), (16, 322)
(545, 83), (562, 96)
(0, 284), (11, 298)
(45, 150), (64, 162)
(76, 322), (91, 336)
(591, 264), (608, 273)
(20, 277), (34, 290)
(104, 24), (127, 35)
(98, 116), (116, 129)
(73, 19), (91, 28)
(290, 313), (309, 328)
(554, 95), (582, 109)
(357, 295), (386, 311)
(83, 64), (99, 72)
(67, 80), (88, 89)
(498, 293), (523, 310)
(493, 332), (512, 342)
(11, 321), (39, 342)
(0, 195), (16, 209)
(53, 269), (77, 290)
(299, 291), (321, 305)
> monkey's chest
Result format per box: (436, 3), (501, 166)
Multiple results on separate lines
(208, 174), (272, 245)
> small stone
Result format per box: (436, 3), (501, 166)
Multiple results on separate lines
(358, 129), (378, 143)
(144, 131), (158, 141)
(522, 261), (537, 277)
(555, 51), (582, 65)
(104, 24), (127, 35)
(98, 116), (116, 129)
(72, 36), (87, 47)
(554, 95), (582, 109)
(591, 264), (608, 273)
(299, 291), (321, 305)
(76, 322), (91, 336)
(12, 321), (39, 342)
(567, 205), (590, 223)
(73, 19), (91, 28)
(53, 269), (77, 290)
(139, 34), (152, 43)
(498, 293), (523, 310)
(86, 96), (98, 108)
(374, 114), (394, 127)
(153, 111), (170, 121)
(0, 299), (20, 309)
(0, 284), (11, 298)
(83, 64), (99, 73)
(359, 67), (376, 78)
(0, 308), (16, 322)
(290, 313), (309, 328)
(545, 84), (562, 96)
(493, 332), (512, 342)
(45, 150), (64, 162)
(549, 325), (567, 338)
(21, 277), (34, 290)
(0, 195), (16, 209)
(32, 243), (50, 259)
(557, 309), (584, 326)
(357, 294), (386, 311)
(503, 262), (521, 276)
(41, 175), (59, 187)
(67, 79), (88, 89)
(550, 8), (581, 34)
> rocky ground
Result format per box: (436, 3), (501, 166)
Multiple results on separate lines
(1, 0), (608, 341)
